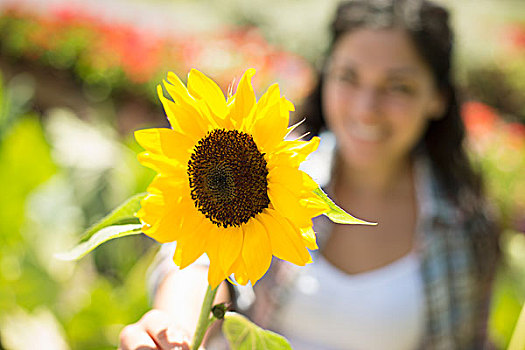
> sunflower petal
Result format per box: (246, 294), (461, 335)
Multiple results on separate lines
(250, 99), (287, 153)
(173, 216), (211, 269)
(165, 71), (196, 105)
(300, 194), (331, 218)
(143, 213), (181, 243)
(137, 194), (164, 226)
(176, 199), (205, 236)
(218, 226), (243, 274)
(157, 86), (207, 141)
(135, 128), (194, 159)
(281, 96), (295, 113)
(205, 225), (228, 288)
(243, 83), (280, 132)
(187, 69), (228, 120)
(300, 226), (318, 250)
(207, 257), (227, 289)
(141, 196), (188, 243)
(241, 218), (272, 285)
(248, 89), (295, 153)
(267, 182), (312, 228)
(146, 174), (185, 195)
(137, 152), (185, 176)
(269, 137), (320, 167)
(258, 209), (311, 266)
(229, 69), (256, 129)
(268, 166), (318, 194)
(258, 83), (280, 107)
(230, 255), (249, 285)
(165, 72), (218, 131)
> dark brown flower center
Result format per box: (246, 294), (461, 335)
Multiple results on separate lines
(187, 129), (270, 228)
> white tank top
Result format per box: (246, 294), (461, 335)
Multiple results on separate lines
(272, 252), (425, 350)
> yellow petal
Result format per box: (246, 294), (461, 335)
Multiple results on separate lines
(207, 257), (227, 289)
(269, 136), (320, 168)
(281, 96), (295, 113)
(250, 99), (287, 153)
(300, 226), (318, 250)
(243, 83), (280, 132)
(176, 198), (205, 237)
(258, 84), (280, 107)
(218, 226), (243, 274)
(267, 182), (312, 228)
(146, 174), (186, 195)
(137, 193), (164, 225)
(230, 254), (249, 285)
(228, 69), (256, 129)
(157, 85), (208, 142)
(165, 71), (196, 106)
(165, 72), (219, 131)
(187, 69), (228, 120)
(173, 215), (212, 269)
(205, 225), (228, 288)
(143, 213), (181, 243)
(135, 128), (194, 160)
(241, 218), (272, 285)
(268, 166), (318, 194)
(257, 209), (311, 266)
(137, 152), (185, 177)
(141, 196), (189, 243)
(300, 194), (330, 218)
(285, 136), (320, 156)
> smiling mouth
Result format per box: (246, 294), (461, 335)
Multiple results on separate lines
(348, 124), (385, 142)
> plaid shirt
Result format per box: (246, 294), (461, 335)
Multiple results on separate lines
(248, 155), (500, 350)
(412, 156), (499, 349)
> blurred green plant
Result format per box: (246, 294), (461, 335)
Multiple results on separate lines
(462, 101), (525, 348)
(490, 233), (525, 349)
(0, 72), (158, 349)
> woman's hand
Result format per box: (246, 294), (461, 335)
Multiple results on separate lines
(118, 309), (192, 350)
(119, 266), (227, 349)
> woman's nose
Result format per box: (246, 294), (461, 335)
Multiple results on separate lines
(352, 88), (381, 122)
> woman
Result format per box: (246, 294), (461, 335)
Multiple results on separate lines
(119, 0), (500, 349)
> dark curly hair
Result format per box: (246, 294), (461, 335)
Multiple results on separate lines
(301, 0), (483, 214)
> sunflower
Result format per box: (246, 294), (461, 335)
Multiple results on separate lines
(135, 68), (329, 288)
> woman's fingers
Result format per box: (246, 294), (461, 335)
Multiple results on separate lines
(140, 310), (191, 349)
(118, 309), (191, 350)
(118, 323), (157, 350)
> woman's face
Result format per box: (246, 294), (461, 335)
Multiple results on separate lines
(322, 28), (444, 170)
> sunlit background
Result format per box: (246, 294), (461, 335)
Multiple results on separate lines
(1, 0), (524, 349)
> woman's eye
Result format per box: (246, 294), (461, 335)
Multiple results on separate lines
(334, 72), (357, 85)
(386, 83), (414, 95)
(338, 73), (354, 82)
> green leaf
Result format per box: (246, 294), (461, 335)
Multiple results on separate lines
(314, 187), (377, 225)
(55, 224), (143, 261)
(80, 193), (146, 242)
(223, 312), (292, 350)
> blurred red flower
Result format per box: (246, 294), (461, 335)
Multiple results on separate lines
(461, 101), (499, 138)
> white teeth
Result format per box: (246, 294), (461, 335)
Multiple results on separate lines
(349, 124), (384, 141)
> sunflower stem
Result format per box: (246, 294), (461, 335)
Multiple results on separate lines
(191, 284), (218, 350)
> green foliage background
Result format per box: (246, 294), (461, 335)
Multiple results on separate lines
(0, 73), (157, 349)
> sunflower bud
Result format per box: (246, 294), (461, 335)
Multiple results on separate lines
(211, 303), (229, 320)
